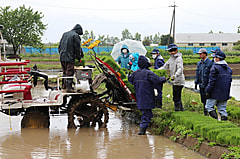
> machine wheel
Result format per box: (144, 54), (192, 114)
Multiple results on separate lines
(67, 96), (109, 128)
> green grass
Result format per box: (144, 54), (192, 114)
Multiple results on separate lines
(27, 63), (61, 69)
(152, 110), (240, 146)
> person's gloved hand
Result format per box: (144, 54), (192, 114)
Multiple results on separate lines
(128, 62), (132, 66)
(171, 75), (176, 81)
(163, 77), (167, 83)
(195, 84), (198, 90)
(205, 92), (211, 99)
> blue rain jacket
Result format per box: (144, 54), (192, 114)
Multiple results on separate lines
(154, 55), (165, 69)
(205, 61), (232, 100)
(130, 52), (140, 71)
(116, 44), (130, 69)
(195, 57), (213, 89)
(128, 56), (166, 109)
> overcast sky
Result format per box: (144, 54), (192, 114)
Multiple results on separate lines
(1, 0), (240, 43)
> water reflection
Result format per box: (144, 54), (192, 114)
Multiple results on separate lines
(0, 111), (206, 159)
(185, 79), (240, 100)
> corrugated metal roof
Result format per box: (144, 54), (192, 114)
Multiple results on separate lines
(176, 33), (240, 43)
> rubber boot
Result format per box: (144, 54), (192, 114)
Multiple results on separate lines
(44, 79), (49, 90)
(209, 110), (218, 119)
(155, 99), (162, 108)
(62, 79), (66, 89)
(62, 74), (66, 90)
(66, 79), (74, 93)
(203, 104), (208, 116)
(138, 127), (146, 135)
(221, 116), (228, 121)
(174, 101), (184, 111)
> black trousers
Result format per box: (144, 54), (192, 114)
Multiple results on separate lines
(61, 61), (74, 77)
(200, 87), (207, 105)
(61, 61), (74, 90)
(172, 85), (183, 103)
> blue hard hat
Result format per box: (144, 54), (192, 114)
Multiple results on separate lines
(166, 43), (178, 51)
(215, 49), (226, 59)
(151, 48), (160, 54)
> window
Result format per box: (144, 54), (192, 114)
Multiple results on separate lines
(222, 43), (228, 46)
(199, 43), (205, 46)
(211, 43), (216, 46)
(188, 43), (193, 46)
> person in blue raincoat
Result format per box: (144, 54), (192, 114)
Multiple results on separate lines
(195, 48), (213, 116)
(151, 48), (165, 108)
(205, 49), (232, 121)
(151, 48), (165, 69)
(128, 55), (167, 135)
(129, 52), (140, 71)
(116, 44), (131, 69)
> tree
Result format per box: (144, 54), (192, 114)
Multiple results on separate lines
(160, 34), (173, 45)
(104, 35), (111, 45)
(121, 28), (133, 41)
(235, 40), (240, 46)
(97, 34), (105, 45)
(238, 26), (240, 33)
(82, 30), (90, 41)
(0, 5), (47, 55)
(109, 36), (120, 45)
(134, 32), (141, 41)
(142, 38), (151, 46)
(152, 32), (161, 44)
(90, 30), (96, 40)
(209, 30), (214, 33)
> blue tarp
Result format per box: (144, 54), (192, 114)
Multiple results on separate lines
(24, 46), (220, 54)
(24, 46), (113, 55)
(146, 46), (220, 54)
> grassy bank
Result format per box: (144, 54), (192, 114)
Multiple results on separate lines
(150, 83), (240, 158)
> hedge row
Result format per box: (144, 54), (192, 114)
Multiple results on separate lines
(152, 110), (240, 146)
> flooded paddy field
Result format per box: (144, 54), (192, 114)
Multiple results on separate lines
(0, 111), (207, 159)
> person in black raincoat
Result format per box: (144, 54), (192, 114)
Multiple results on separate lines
(58, 24), (84, 92)
(128, 55), (167, 135)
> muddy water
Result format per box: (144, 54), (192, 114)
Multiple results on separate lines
(185, 79), (240, 100)
(0, 111), (206, 159)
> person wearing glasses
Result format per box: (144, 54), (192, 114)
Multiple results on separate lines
(158, 44), (185, 111)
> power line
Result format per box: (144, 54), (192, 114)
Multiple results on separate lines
(7, 0), (168, 11)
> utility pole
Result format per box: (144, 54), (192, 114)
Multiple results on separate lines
(168, 2), (177, 45)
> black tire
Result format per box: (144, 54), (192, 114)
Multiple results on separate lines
(67, 96), (109, 128)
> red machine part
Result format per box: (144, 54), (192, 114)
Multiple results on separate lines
(94, 55), (136, 101)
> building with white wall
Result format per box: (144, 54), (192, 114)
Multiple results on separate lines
(176, 33), (240, 50)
